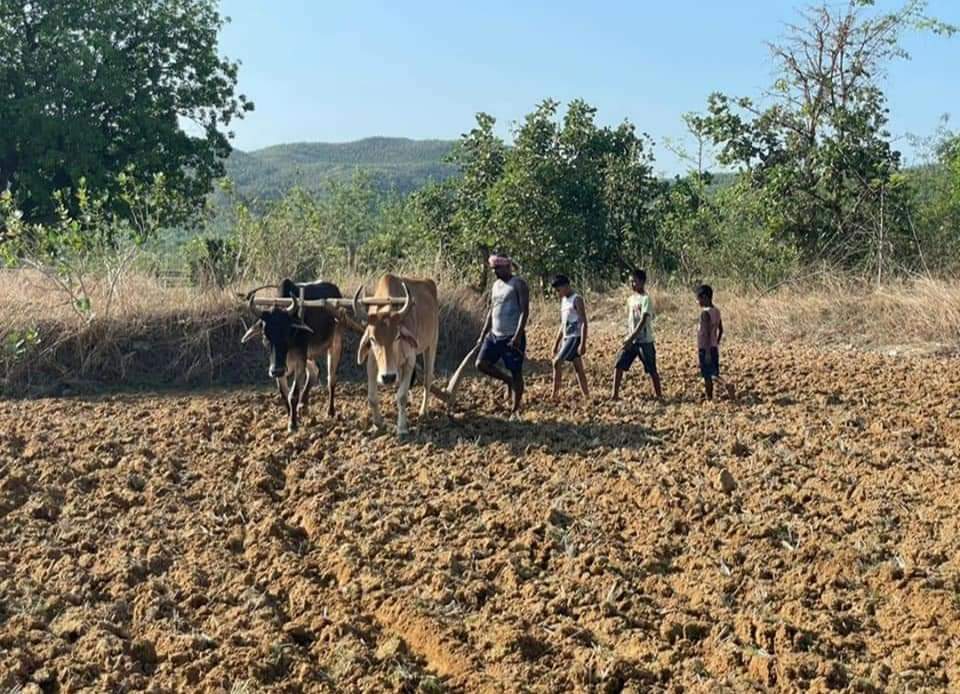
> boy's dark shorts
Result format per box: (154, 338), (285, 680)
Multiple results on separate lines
(699, 347), (720, 380)
(478, 333), (526, 375)
(555, 336), (581, 363)
(615, 341), (657, 375)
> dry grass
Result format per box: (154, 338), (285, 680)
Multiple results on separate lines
(651, 277), (960, 354)
(1, 269), (956, 395)
(577, 276), (959, 355)
(0, 268), (243, 392)
(0, 268), (486, 395)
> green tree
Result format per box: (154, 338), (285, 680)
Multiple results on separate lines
(447, 112), (507, 286)
(392, 180), (462, 272)
(487, 99), (659, 286)
(598, 122), (660, 275)
(381, 101), (662, 288)
(907, 121), (960, 272)
(359, 196), (434, 271)
(321, 171), (382, 271)
(232, 187), (329, 282)
(0, 0), (252, 223)
(488, 100), (565, 286)
(700, 0), (955, 270)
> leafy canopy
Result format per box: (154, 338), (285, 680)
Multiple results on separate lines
(699, 0), (955, 268)
(0, 0), (252, 224)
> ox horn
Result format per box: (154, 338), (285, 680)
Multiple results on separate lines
(241, 320), (263, 344)
(352, 284), (367, 322)
(292, 322), (314, 334)
(395, 281), (413, 319)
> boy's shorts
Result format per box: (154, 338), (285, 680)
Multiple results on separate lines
(699, 347), (720, 380)
(615, 341), (657, 375)
(555, 336), (581, 363)
(478, 333), (526, 375)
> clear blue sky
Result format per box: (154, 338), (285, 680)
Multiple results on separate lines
(219, 0), (959, 175)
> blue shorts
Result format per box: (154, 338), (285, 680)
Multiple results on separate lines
(555, 336), (581, 363)
(616, 341), (657, 375)
(699, 347), (720, 379)
(478, 333), (526, 375)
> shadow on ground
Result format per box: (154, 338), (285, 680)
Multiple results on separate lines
(419, 412), (663, 455)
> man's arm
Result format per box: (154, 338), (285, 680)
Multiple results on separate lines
(511, 278), (530, 346)
(717, 316), (724, 344)
(576, 295), (588, 354)
(478, 308), (492, 343)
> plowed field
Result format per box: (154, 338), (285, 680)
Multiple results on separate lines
(2, 322), (960, 692)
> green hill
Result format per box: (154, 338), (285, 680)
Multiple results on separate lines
(224, 136), (458, 201)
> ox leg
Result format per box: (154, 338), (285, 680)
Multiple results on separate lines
(287, 373), (301, 431)
(327, 332), (343, 418)
(396, 358), (414, 436)
(419, 347), (435, 419)
(366, 356), (384, 430)
(277, 376), (291, 416)
(299, 361), (319, 419)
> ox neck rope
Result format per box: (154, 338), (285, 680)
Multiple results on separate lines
(295, 285), (305, 321)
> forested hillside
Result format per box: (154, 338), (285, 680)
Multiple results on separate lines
(223, 137), (457, 200)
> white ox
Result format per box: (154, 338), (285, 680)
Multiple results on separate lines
(354, 274), (440, 436)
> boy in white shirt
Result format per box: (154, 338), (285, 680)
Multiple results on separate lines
(550, 274), (590, 398)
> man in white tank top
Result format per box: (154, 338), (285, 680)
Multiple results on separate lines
(550, 274), (590, 398)
(476, 254), (530, 416)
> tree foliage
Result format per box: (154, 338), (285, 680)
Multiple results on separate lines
(0, 0), (252, 224)
(699, 0), (955, 271)
(402, 100), (660, 288)
(321, 171), (382, 271)
(905, 120), (960, 272)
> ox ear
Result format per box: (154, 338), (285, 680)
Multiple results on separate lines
(241, 320), (263, 344)
(399, 325), (419, 351)
(357, 330), (371, 366)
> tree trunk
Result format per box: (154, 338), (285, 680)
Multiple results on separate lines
(0, 151), (17, 194)
(346, 245), (356, 273)
(474, 244), (491, 293)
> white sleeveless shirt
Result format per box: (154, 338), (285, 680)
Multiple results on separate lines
(560, 293), (583, 338)
(491, 277), (523, 337)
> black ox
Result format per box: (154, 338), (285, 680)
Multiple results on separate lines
(242, 279), (346, 431)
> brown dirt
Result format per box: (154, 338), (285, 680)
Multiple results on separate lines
(2, 322), (960, 692)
